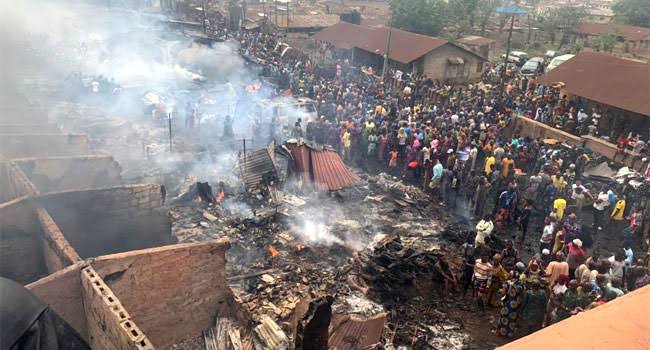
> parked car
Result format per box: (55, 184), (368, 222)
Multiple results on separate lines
(501, 51), (529, 66)
(520, 57), (545, 76)
(546, 54), (575, 71)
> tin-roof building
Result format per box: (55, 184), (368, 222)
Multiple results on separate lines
(314, 21), (487, 82)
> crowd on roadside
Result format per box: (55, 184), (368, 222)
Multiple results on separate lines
(151, 19), (650, 339)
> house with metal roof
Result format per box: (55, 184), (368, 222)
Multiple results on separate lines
(576, 22), (650, 53)
(313, 21), (487, 82)
(537, 51), (650, 139)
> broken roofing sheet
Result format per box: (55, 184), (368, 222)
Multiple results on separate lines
(287, 141), (361, 192)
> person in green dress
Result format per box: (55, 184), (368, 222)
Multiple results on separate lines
(520, 279), (548, 335)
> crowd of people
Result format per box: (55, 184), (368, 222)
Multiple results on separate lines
(226, 29), (650, 338)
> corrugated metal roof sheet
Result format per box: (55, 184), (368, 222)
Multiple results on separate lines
(289, 144), (311, 184)
(329, 313), (386, 350)
(314, 21), (448, 64)
(239, 142), (277, 190)
(288, 144), (360, 191)
(311, 149), (360, 191)
(577, 22), (650, 42)
(537, 52), (650, 117)
(271, 14), (340, 29)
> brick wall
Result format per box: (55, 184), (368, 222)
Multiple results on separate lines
(0, 123), (60, 134)
(0, 107), (48, 125)
(514, 117), (643, 169)
(26, 263), (89, 340)
(0, 197), (48, 284)
(90, 239), (235, 349)
(513, 116), (583, 146)
(37, 185), (174, 259)
(0, 161), (39, 203)
(15, 155), (122, 193)
(420, 44), (483, 82)
(36, 207), (81, 272)
(38, 184), (164, 217)
(80, 266), (154, 350)
(0, 133), (90, 158)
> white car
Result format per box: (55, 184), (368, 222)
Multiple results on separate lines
(546, 54), (575, 71)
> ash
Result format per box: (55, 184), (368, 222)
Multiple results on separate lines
(169, 171), (477, 348)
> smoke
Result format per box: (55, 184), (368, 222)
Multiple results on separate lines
(5, 0), (316, 192)
(296, 219), (345, 246)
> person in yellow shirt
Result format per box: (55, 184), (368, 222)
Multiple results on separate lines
(553, 197), (567, 220)
(501, 155), (514, 178)
(611, 196), (626, 221)
(551, 174), (567, 193)
(485, 154), (496, 175)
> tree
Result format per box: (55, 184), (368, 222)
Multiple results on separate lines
(537, 5), (586, 45)
(390, 0), (448, 37)
(446, 0), (480, 37)
(597, 33), (618, 52)
(475, 0), (502, 34)
(612, 0), (650, 28)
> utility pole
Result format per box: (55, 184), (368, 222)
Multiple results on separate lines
(168, 112), (173, 152)
(286, 0), (290, 34)
(382, 25), (392, 80)
(496, 4), (527, 97)
(201, 0), (207, 33)
(500, 14), (515, 94)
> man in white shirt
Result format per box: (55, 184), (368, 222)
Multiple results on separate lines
(592, 191), (610, 230)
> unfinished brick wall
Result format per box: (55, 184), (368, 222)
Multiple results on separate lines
(81, 266), (153, 350)
(0, 133), (90, 158)
(91, 239), (237, 349)
(26, 263), (89, 340)
(36, 207), (82, 272)
(0, 106), (48, 125)
(15, 155), (122, 193)
(0, 197), (48, 284)
(37, 185), (174, 259)
(0, 161), (39, 203)
(0, 123), (60, 134)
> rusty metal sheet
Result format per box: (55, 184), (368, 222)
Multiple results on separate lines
(577, 22), (650, 42)
(328, 313), (387, 350)
(314, 22), (448, 64)
(537, 52), (650, 117)
(310, 149), (360, 192)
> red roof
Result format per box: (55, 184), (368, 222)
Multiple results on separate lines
(577, 22), (650, 41)
(314, 21), (449, 64)
(288, 144), (360, 191)
(538, 52), (650, 116)
(498, 285), (650, 350)
(311, 149), (360, 191)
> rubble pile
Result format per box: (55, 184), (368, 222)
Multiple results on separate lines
(167, 171), (485, 348)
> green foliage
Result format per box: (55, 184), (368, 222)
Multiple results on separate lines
(597, 33), (618, 52)
(534, 5), (586, 44)
(390, 0), (448, 36)
(612, 0), (650, 28)
(476, 0), (502, 33)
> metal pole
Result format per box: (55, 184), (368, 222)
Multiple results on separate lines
(500, 14), (515, 95)
(202, 0), (207, 33)
(286, 0), (290, 33)
(168, 112), (173, 152)
(382, 25), (392, 80)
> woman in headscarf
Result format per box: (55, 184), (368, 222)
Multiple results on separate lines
(494, 265), (526, 337)
(520, 279), (548, 334)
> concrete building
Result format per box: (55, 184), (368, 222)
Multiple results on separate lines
(313, 21), (487, 83)
(575, 22), (650, 53)
(456, 35), (495, 60)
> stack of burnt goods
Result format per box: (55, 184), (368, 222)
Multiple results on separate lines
(357, 236), (451, 302)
